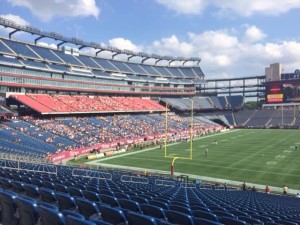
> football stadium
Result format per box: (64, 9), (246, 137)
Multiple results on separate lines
(1, 11), (300, 225)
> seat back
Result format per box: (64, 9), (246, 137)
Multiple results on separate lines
(68, 187), (84, 198)
(220, 217), (248, 225)
(126, 211), (158, 225)
(149, 200), (169, 210)
(165, 210), (194, 225)
(100, 194), (119, 207)
(193, 217), (223, 225)
(39, 204), (65, 225)
(130, 196), (148, 204)
(170, 205), (192, 215)
(141, 204), (167, 220)
(0, 190), (18, 225)
(119, 199), (142, 213)
(11, 181), (25, 194)
(55, 184), (69, 193)
(16, 196), (39, 225)
(65, 215), (96, 225)
(39, 187), (57, 204)
(24, 184), (40, 199)
(192, 210), (218, 222)
(75, 197), (100, 220)
(56, 192), (77, 211)
(83, 190), (101, 202)
(99, 204), (127, 225)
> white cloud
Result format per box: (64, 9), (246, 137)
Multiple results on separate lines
(36, 42), (58, 50)
(151, 35), (194, 56)
(156, 0), (300, 16)
(140, 28), (300, 78)
(108, 38), (142, 53)
(243, 25), (267, 43)
(155, 0), (208, 14)
(7, 0), (100, 21)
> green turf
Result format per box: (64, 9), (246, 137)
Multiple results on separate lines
(77, 129), (300, 189)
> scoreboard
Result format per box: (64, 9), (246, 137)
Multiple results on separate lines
(265, 84), (284, 103)
(265, 80), (300, 104)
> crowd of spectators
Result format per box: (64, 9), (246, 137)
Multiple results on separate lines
(0, 113), (222, 155)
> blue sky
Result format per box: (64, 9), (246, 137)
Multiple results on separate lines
(0, 0), (300, 79)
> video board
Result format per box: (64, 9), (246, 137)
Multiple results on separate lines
(265, 81), (300, 103)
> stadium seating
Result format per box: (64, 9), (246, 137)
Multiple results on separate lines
(1, 161), (300, 225)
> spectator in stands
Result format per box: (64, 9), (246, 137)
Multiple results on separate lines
(265, 185), (270, 194)
(242, 182), (247, 191)
(251, 186), (256, 192)
(283, 185), (288, 195)
(224, 182), (227, 191)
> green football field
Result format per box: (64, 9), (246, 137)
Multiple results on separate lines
(76, 129), (300, 189)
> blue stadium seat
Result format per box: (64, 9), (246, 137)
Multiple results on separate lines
(39, 187), (58, 204)
(11, 181), (25, 194)
(214, 210), (238, 219)
(165, 210), (194, 225)
(130, 196), (148, 204)
(114, 192), (130, 200)
(141, 204), (167, 221)
(43, 181), (55, 189)
(126, 211), (158, 225)
(100, 194), (120, 208)
(251, 215), (274, 224)
(30, 178), (43, 187)
(119, 199), (142, 213)
(68, 187), (84, 198)
(55, 183), (69, 193)
(83, 190), (101, 203)
(193, 217), (223, 225)
(66, 215), (97, 225)
(75, 197), (101, 220)
(16, 196), (40, 225)
(90, 219), (113, 225)
(275, 219), (298, 225)
(192, 210), (219, 222)
(169, 204), (192, 215)
(0, 190), (19, 225)
(0, 178), (12, 190)
(56, 192), (78, 211)
(219, 217), (249, 225)
(39, 204), (65, 225)
(149, 200), (169, 210)
(239, 216), (263, 224)
(98, 204), (127, 225)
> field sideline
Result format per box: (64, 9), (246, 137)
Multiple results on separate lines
(72, 129), (300, 190)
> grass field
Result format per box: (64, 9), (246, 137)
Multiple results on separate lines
(71, 129), (300, 190)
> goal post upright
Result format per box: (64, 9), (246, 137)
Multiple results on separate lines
(164, 99), (194, 176)
(164, 101), (168, 158)
(190, 98), (194, 160)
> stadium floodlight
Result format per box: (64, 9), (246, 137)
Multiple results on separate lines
(189, 57), (201, 62)
(162, 55), (174, 61)
(26, 25), (41, 34)
(90, 42), (100, 48)
(176, 56), (187, 61)
(49, 32), (64, 40)
(138, 52), (148, 57)
(71, 37), (84, 44)
(151, 54), (161, 59)
(123, 49), (134, 55)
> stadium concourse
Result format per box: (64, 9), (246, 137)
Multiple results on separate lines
(1, 17), (300, 225)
